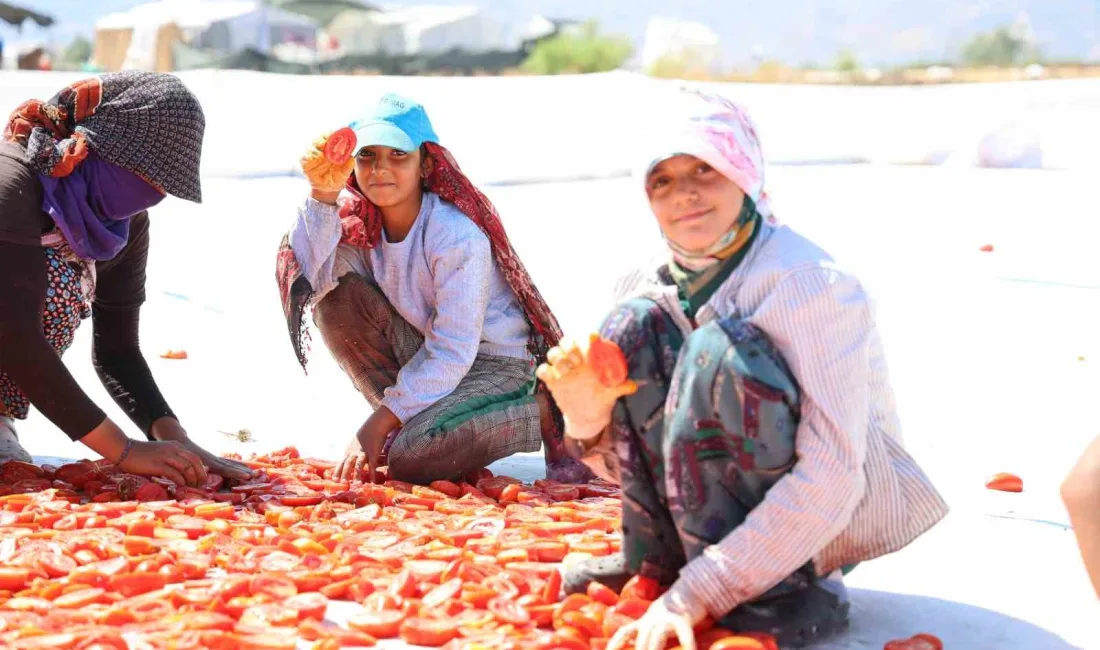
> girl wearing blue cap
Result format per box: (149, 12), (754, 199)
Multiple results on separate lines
(276, 94), (585, 485)
(537, 89), (947, 649)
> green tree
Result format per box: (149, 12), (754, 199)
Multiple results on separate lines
(60, 36), (92, 67)
(647, 47), (714, 79)
(522, 21), (633, 75)
(961, 26), (1040, 66)
(833, 49), (860, 73)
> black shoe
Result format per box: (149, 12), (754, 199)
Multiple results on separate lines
(561, 552), (632, 596)
(719, 577), (850, 648)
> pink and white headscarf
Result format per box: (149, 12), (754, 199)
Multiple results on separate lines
(636, 86), (774, 221)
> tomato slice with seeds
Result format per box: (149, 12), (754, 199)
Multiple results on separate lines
(489, 597), (531, 625)
(323, 127), (357, 165)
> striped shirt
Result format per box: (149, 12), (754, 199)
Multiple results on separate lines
(605, 222), (949, 618)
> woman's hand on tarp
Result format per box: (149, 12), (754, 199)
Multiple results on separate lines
(150, 417), (255, 482)
(119, 439), (207, 488)
(337, 406), (400, 483)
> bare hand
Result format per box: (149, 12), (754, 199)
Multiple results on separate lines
(335, 435), (367, 483)
(357, 407), (400, 484)
(150, 418), (254, 482)
(118, 439), (207, 487)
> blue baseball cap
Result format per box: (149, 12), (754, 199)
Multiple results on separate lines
(351, 93), (439, 153)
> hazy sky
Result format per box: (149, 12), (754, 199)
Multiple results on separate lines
(2, 0), (1095, 66)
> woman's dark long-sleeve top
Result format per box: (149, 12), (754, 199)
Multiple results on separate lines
(0, 141), (175, 440)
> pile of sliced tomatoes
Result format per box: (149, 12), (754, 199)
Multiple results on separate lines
(0, 446), (780, 650)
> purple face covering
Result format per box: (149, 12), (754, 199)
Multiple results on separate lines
(38, 153), (166, 261)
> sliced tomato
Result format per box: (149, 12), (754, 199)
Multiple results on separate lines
(236, 632), (299, 650)
(489, 597), (532, 625)
(388, 568), (419, 597)
(347, 609), (406, 638)
(499, 484), (522, 503)
(884, 634), (944, 650)
(400, 616), (459, 647)
(1, 460), (44, 481)
(586, 581), (619, 607)
(587, 334), (630, 388)
(709, 637), (770, 650)
(109, 572), (166, 598)
(406, 559), (449, 583)
(203, 474), (225, 491)
(240, 602), (300, 627)
(53, 586), (106, 608)
(323, 127), (357, 165)
(428, 480), (463, 499)
(0, 567), (30, 591)
(422, 577), (464, 609)
(985, 472), (1023, 493)
(613, 598), (651, 619)
(135, 483), (171, 502)
(540, 568), (563, 603)
(36, 552), (78, 578)
(284, 592), (329, 621)
(280, 493), (325, 507)
(249, 573), (298, 599)
(620, 575), (660, 602)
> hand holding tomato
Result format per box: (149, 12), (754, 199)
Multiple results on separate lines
(536, 334), (637, 442)
(301, 127), (356, 200)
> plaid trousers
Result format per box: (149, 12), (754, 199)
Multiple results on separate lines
(313, 274), (542, 483)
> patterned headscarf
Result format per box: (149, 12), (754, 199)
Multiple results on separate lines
(636, 87), (774, 270)
(4, 71), (205, 202)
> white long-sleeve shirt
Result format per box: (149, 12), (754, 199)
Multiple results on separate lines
(604, 221), (948, 618)
(292, 193), (531, 423)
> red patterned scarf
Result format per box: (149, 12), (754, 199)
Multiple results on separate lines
(4, 77), (102, 178)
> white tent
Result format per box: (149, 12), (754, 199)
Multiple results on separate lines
(641, 16), (721, 72)
(94, 0), (317, 72)
(327, 4), (507, 56)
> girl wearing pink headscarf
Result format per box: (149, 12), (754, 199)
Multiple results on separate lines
(538, 88), (948, 649)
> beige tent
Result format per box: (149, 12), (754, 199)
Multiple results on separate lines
(93, 22), (182, 72)
(92, 0), (316, 72)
